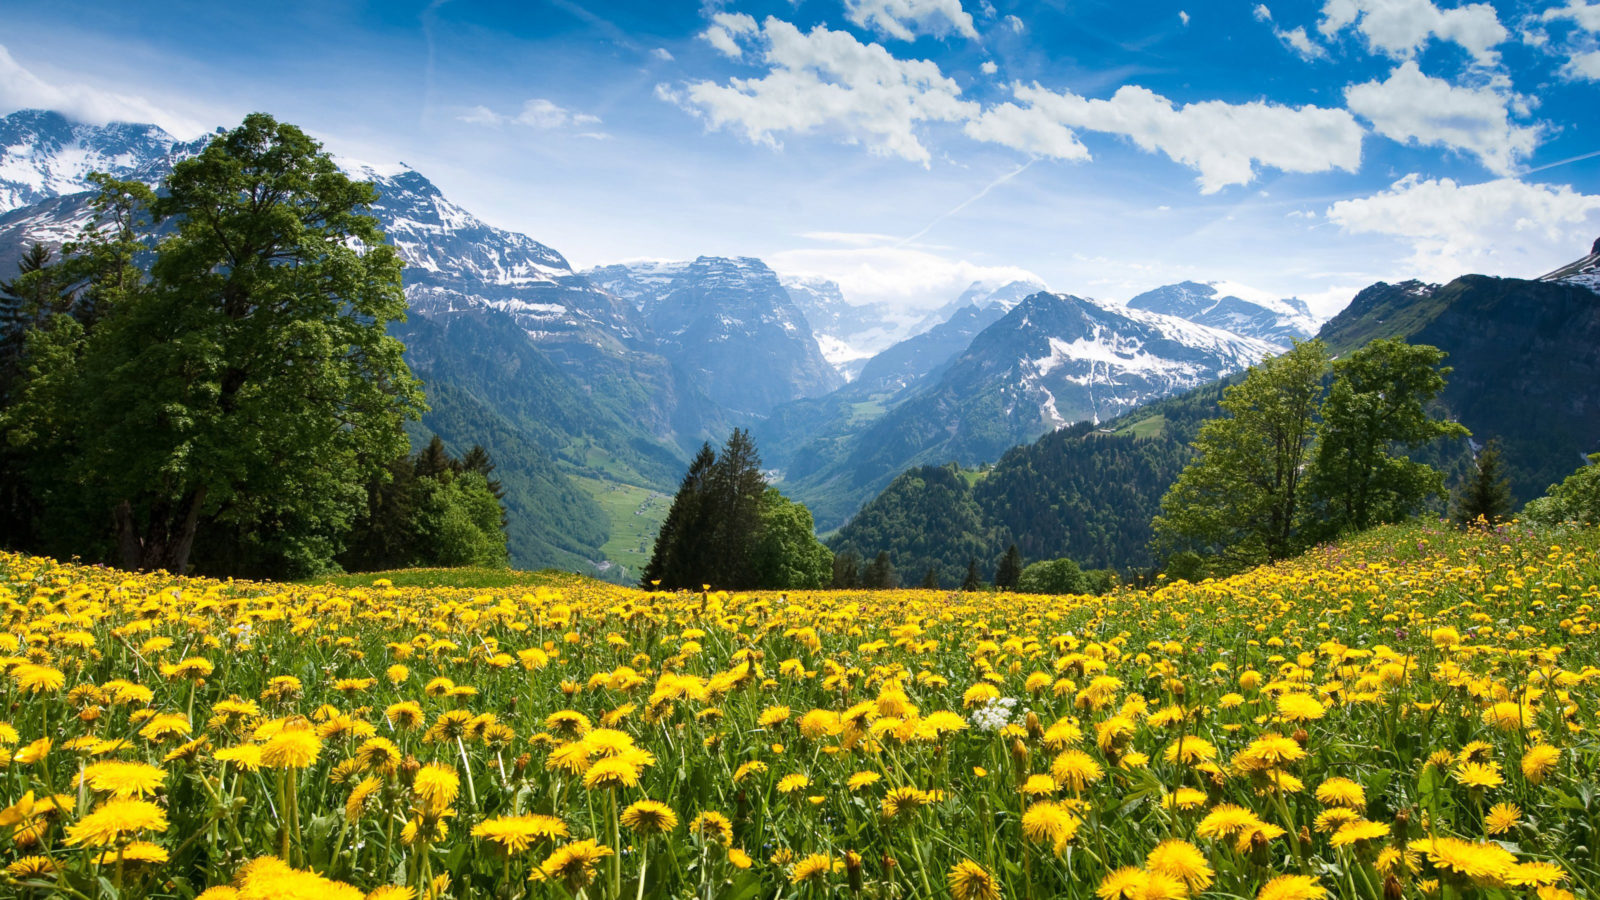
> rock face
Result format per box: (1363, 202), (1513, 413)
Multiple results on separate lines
(1126, 281), (1317, 349)
(1538, 236), (1600, 294)
(587, 257), (843, 416)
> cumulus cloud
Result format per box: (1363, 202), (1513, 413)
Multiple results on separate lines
(1276, 26), (1329, 59)
(1003, 15), (1025, 33)
(1318, 0), (1507, 65)
(0, 43), (210, 139)
(1543, 0), (1600, 31)
(844, 0), (979, 41)
(1540, 1), (1600, 81)
(701, 12), (758, 59)
(457, 98), (602, 130)
(980, 60), (998, 74)
(1344, 61), (1538, 174)
(673, 17), (977, 165)
(1326, 174), (1600, 280)
(651, 47), (675, 61)
(1563, 48), (1600, 79)
(1254, 5), (1273, 22)
(965, 82), (1364, 193)
(1179, 11), (1191, 26)
(770, 241), (1041, 313)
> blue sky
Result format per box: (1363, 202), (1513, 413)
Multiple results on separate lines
(2, 0), (1599, 318)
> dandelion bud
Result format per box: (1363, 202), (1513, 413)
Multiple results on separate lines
(1025, 712), (1043, 740)
(1384, 875), (1404, 900)
(1292, 728), (1309, 745)
(1010, 738), (1029, 769)
(1394, 807), (1410, 828)
(400, 756), (421, 784)
(881, 853), (897, 871)
(1298, 826), (1312, 847)
(513, 753), (530, 775)
(845, 850), (863, 895)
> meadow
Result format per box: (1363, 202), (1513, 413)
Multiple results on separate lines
(1, 521), (1597, 900)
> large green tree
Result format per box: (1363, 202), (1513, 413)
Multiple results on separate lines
(751, 488), (831, 590)
(1303, 338), (1467, 538)
(1522, 454), (1600, 527)
(1153, 340), (1329, 567)
(5, 114), (424, 576)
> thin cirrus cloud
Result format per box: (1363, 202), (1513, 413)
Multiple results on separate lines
(1343, 61), (1539, 175)
(1327, 174), (1600, 280)
(459, 98), (603, 131)
(0, 43), (211, 139)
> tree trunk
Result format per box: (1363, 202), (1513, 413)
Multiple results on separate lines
(113, 486), (208, 574)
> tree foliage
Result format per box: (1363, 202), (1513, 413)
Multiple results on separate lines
(0, 114), (425, 577)
(1522, 454), (1600, 527)
(1303, 339), (1467, 538)
(642, 430), (830, 590)
(1153, 340), (1329, 567)
(341, 436), (509, 571)
(1452, 438), (1513, 526)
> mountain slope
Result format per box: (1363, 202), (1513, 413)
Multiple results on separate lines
(783, 290), (1275, 529)
(1126, 281), (1316, 349)
(832, 238), (1600, 575)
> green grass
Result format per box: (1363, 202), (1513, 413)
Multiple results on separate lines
(571, 473), (670, 580)
(846, 396), (890, 425)
(299, 567), (596, 590)
(1113, 414), (1166, 439)
(958, 466), (990, 487)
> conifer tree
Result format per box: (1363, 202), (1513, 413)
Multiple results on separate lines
(995, 544), (1023, 590)
(961, 558), (983, 591)
(706, 428), (766, 587)
(1454, 438), (1513, 526)
(831, 550), (862, 589)
(641, 443), (716, 589)
(864, 551), (897, 589)
(920, 567), (941, 589)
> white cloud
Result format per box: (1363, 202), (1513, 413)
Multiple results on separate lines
(1254, 5), (1273, 22)
(1318, 0), (1507, 65)
(0, 43), (210, 139)
(651, 47), (675, 61)
(1343, 61), (1538, 174)
(1003, 14), (1025, 33)
(1543, 0), (1600, 31)
(1179, 11), (1191, 26)
(980, 60), (998, 74)
(1563, 48), (1600, 79)
(674, 17), (977, 165)
(965, 82), (1364, 193)
(844, 0), (979, 41)
(702, 12), (758, 59)
(457, 98), (602, 129)
(1326, 174), (1600, 280)
(1276, 26), (1329, 59)
(770, 242), (1041, 312)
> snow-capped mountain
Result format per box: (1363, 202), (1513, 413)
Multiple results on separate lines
(1125, 281), (1317, 349)
(590, 257), (843, 417)
(775, 289), (1277, 529)
(0, 110), (198, 213)
(777, 275), (908, 379)
(1539, 236), (1600, 293)
(907, 277), (1047, 336)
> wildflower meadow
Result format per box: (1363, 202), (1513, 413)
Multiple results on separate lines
(2, 521), (1597, 900)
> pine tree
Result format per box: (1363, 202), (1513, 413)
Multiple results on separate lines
(415, 435), (454, 478)
(641, 443), (716, 589)
(961, 558), (983, 591)
(920, 567), (941, 589)
(995, 544), (1023, 590)
(831, 550), (862, 588)
(706, 428), (767, 588)
(1454, 438), (1513, 526)
(864, 551), (897, 589)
